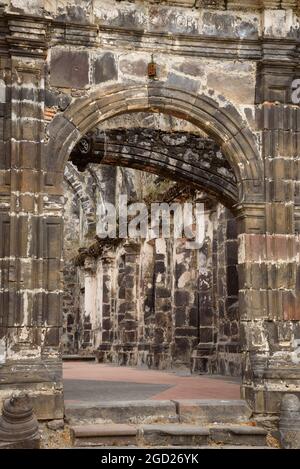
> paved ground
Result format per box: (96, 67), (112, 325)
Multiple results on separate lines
(63, 362), (241, 404)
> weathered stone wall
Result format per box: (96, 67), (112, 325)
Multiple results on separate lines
(0, 54), (7, 365)
(61, 177), (81, 355)
(215, 207), (240, 375)
(193, 205), (241, 374)
(1, 0), (300, 418)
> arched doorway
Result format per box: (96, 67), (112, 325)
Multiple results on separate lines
(39, 81), (263, 418)
(0, 1), (299, 429)
(62, 118), (241, 380)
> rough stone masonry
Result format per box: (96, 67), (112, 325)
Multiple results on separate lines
(0, 0), (300, 422)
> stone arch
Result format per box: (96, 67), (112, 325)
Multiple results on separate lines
(99, 150), (237, 208)
(70, 129), (238, 208)
(45, 82), (263, 204)
(44, 81), (264, 410)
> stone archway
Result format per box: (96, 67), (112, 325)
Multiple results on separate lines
(1, 77), (298, 420)
(45, 82), (263, 205)
(42, 81), (262, 415)
(69, 127), (238, 209)
(64, 123), (241, 371)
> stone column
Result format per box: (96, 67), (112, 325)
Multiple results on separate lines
(80, 258), (97, 352)
(239, 55), (300, 414)
(117, 241), (140, 366)
(97, 253), (115, 362)
(0, 51), (9, 365)
(173, 237), (199, 369)
(223, 210), (240, 375)
(139, 240), (155, 367)
(191, 200), (215, 373)
(0, 15), (64, 419)
(214, 208), (240, 376)
(238, 200), (300, 414)
(153, 238), (173, 369)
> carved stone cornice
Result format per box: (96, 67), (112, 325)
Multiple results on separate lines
(4, 13), (51, 58)
(234, 202), (266, 234)
(83, 257), (97, 274)
(2, 8), (300, 62)
(75, 236), (123, 267)
(55, 25), (263, 60)
(50, 26), (300, 62)
(198, 1), (300, 8)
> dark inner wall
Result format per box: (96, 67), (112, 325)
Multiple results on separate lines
(62, 176), (241, 377)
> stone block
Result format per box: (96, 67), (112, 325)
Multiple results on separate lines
(141, 424), (209, 447)
(94, 53), (118, 84)
(175, 400), (252, 424)
(227, 265), (239, 296)
(47, 419), (64, 431)
(65, 400), (178, 424)
(50, 49), (89, 89)
(209, 425), (267, 446)
(167, 72), (200, 94)
(174, 290), (190, 306)
(71, 423), (137, 447)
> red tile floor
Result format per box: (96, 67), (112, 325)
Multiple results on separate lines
(63, 362), (241, 403)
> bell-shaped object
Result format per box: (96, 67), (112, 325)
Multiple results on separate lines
(279, 394), (300, 449)
(0, 393), (40, 448)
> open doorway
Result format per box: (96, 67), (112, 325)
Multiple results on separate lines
(61, 112), (241, 405)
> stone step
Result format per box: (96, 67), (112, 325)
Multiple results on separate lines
(70, 423), (268, 448)
(141, 424), (209, 447)
(65, 399), (251, 425)
(141, 424), (267, 447)
(208, 425), (268, 447)
(70, 424), (137, 447)
(175, 399), (252, 424)
(63, 355), (95, 361)
(65, 400), (178, 424)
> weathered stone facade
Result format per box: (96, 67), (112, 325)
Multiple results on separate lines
(0, 0), (300, 421)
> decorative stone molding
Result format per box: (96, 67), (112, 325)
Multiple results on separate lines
(5, 13), (50, 58)
(75, 237), (123, 267)
(70, 129), (236, 207)
(1, 0), (299, 421)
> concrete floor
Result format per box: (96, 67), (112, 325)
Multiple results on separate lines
(63, 362), (241, 404)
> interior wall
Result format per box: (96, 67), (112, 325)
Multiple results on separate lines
(62, 162), (241, 376)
